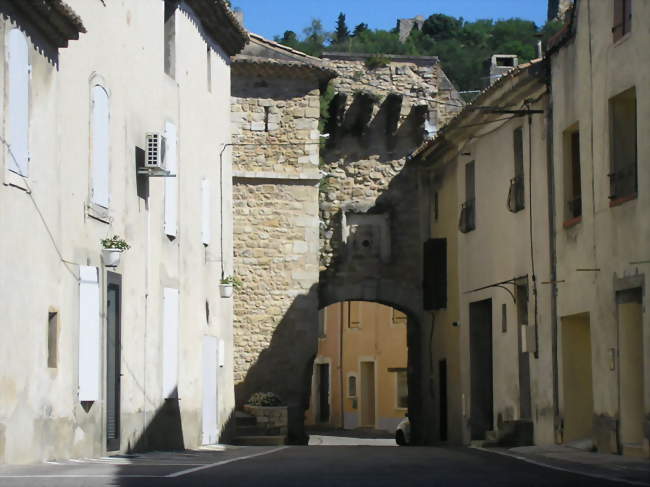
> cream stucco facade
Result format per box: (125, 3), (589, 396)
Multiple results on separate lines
(0, 0), (246, 464)
(305, 301), (408, 434)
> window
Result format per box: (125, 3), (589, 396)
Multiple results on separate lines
(47, 310), (58, 368)
(396, 370), (408, 409)
(91, 84), (110, 208)
(563, 125), (582, 222)
(348, 301), (360, 328)
(501, 303), (507, 333)
(264, 106), (270, 132)
(164, 1), (176, 77)
(433, 191), (439, 221)
(609, 87), (637, 204)
(508, 127), (525, 212)
(422, 238), (447, 310)
(7, 28), (30, 177)
(348, 375), (357, 397)
(392, 308), (407, 325)
(613, 0), (632, 42)
(459, 161), (475, 232)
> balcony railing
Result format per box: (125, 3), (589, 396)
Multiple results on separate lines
(507, 176), (525, 213)
(459, 198), (475, 233)
(608, 162), (637, 202)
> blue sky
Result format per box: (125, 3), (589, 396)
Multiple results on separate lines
(231, 0), (549, 41)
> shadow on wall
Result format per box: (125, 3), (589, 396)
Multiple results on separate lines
(229, 285), (320, 445)
(127, 388), (185, 453)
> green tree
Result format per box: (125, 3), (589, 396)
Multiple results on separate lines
(422, 14), (463, 41)
(352, 23), (369, 37)
(334, 12), (350, 45)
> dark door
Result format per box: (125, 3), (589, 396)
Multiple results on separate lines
(439, 359), (448, 441)
(106, 272), (122, 451)
(470, 299), (493, 440)
(517, 285), (532, 419)
(317, 363), (330, 423)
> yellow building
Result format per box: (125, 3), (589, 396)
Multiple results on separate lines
(305, 302), (408, 433)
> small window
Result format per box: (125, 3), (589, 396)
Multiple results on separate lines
(264, 106), (270, 132)
(348, 301), (361, 328)
(613, 0), (632, 42)
(47, 311), (58, 368)
(164, 1), (176, 77)
(7, 28), (30, 177)
(348, 375), (357, 397)
(433, 191), (439, 221)
(609, 87), (637, 204)
(459, 161), (475, 232)
(501, 303), (507, 333)
(392, 308), (407, 325)
(396, 370), (408, 409)
(206, 44), (212, 92)
(508, 127), (525, 212)
(563, 125), (582, 222)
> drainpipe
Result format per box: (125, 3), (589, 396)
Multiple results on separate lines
(544, 81), (560, 442)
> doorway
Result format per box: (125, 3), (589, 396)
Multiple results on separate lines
(469, 299), (493, 440)
(106, 272), (121, 451)
(202, 336), (219, 444)
(317, 363), (330, 423)
(561, 313), (594, 443)
(617, 289), (644, 453)
(360, 361), (376, 427)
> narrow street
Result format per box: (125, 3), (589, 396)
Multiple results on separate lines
(0, 440), (646, 487)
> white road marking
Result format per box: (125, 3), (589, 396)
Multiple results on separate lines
(475, 447), (650, 487)
(166, 446), (288, 478)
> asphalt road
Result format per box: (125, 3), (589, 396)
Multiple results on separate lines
(0, 443), (643, 487)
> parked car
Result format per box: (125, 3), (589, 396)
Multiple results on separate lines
(396, 415), (410, 446)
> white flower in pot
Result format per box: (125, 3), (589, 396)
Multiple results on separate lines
(220, 275), (242, 298)
(100, 235), (130, 268)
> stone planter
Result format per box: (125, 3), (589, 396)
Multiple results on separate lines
(243, 405), (288, 435)
(101, 248), (122, 268)
(219, 284), (233, 298)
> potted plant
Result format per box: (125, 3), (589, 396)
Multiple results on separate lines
(100, 235), (130, 268)
(219, 275), (242, 298)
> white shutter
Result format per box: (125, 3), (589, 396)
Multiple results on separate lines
(218, 338), (225, 367)
(7, 29), (29, 177)
(164, 121), (178, 236)
(78, 266), (100, 401)
(202, 335), (218, 444)
(162, 287), (179, 398)
(91, 85), (110, 208)
(201, 178), (210, 245)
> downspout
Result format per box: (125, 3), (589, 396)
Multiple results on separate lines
(544, 73), (560, 442)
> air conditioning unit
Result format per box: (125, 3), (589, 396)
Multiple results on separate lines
(145, 132), (166, 170)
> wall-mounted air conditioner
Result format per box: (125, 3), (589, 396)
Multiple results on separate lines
(139, 133), (173, 177)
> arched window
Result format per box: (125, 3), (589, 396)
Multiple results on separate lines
(7, 28), (30, 176)
(91, 84), (110, 208)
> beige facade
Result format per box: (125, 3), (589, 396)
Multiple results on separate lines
(414, 0), (649, 458)
(549, 0), (649, 457)
(305, 302), (408, 433)
(0, 0), (246, 463)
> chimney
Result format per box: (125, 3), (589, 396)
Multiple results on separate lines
(489, 54), (518, 85)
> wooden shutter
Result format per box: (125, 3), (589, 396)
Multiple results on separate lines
(423, 238), (447, 310)
(201, 178), (211, 245)
(162, 287), (179, 398)
(7, 29), (29, 177)
(78, 266), (100, 401)
(91, 85), (110, 208)
(164, 121), (178, 236)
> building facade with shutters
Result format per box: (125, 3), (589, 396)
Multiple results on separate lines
(0, 0), (246, 463)
(415, 59), (553, 447)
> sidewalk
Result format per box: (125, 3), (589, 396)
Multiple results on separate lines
(478, 444), (650, 486)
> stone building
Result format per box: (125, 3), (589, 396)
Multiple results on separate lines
(230, 34), (335, 442)
(0, 0), (246, 463)
(318, 52), (463, 443)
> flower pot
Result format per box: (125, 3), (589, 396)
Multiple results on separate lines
(219, 284), (233, 298)
(101, 248), (122, 267)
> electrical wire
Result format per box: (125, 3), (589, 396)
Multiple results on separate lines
(0, 136), (79, 281)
